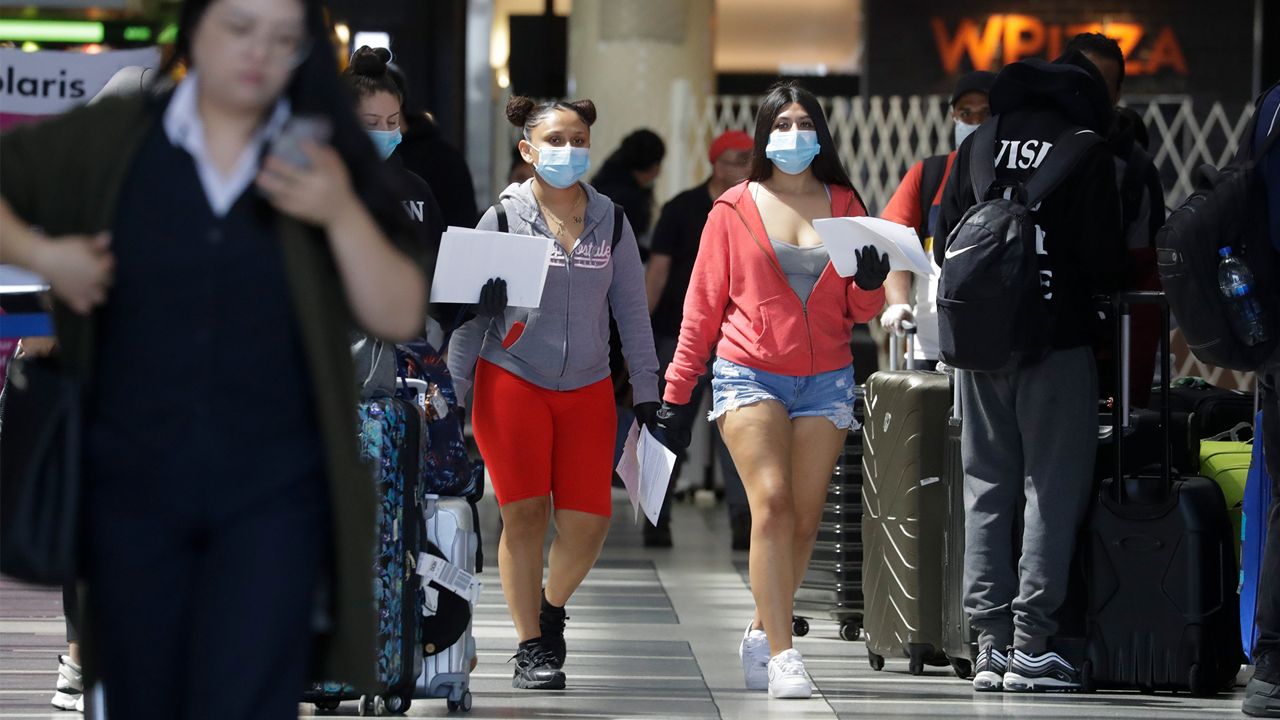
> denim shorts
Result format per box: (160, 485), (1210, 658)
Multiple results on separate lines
(708, 358), (859, 430)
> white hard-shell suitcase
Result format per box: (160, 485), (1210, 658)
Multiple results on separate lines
(415, 495), (480, 712)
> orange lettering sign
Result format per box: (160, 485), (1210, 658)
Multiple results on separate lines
(931, 15), (1189, 76)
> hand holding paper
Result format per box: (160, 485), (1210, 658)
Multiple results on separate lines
(614, 422), (677, 526)
(429, 228), (553, 308)
(814, 217), (934, 278)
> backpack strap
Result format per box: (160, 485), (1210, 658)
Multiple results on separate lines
(1024, 128), (1104, 206)
(1119, 144), (1152, 233)
(493, 202), (508, 233)
(968, 119), (1000, 203)
(917, 154), (949, 239)
(611, 203), (625, 250)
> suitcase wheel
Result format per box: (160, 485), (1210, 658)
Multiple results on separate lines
(839, 620), (862, 642)
(358, 694), (403, 716)
(447, 690), (474, 713)
(868, 651), (885, 672)
(385, 693), (411, 715)
(1188, 663), (1217, 697)
(314, 700), (341, 713)
(791, 616), (810, 637)
(949, 657), (973, 680)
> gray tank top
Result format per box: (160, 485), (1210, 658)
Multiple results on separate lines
(771, 239), (829, 304)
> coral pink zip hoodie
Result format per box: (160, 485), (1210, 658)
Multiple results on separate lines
(663, 181), (885, 405)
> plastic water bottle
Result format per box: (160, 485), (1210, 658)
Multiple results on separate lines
(1218, 247), (1270, 346)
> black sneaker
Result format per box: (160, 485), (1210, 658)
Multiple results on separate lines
(1002, 648), (1081, 692)
(971, 646), (1008, 692)
(1246, 654), (1280, 718)
(539, 591), (569, 668)
(511, 639), (566, 690)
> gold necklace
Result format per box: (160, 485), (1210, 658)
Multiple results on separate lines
(537, 189), (585, 239)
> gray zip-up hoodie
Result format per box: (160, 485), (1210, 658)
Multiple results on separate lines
(447, 180), (660, 406)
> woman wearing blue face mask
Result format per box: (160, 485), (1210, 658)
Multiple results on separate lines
(344, 46), (446, 318)
(656, 81), (889, 699)
(447, 95), (660, 691)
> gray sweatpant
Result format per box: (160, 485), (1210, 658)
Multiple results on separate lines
(960, 346), (1098, 654)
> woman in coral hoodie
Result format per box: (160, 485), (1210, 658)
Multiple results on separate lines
(657, 82), (888, 699)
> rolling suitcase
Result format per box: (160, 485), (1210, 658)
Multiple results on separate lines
(861, 330), (953, 674)
(1168, 378), (1257, 442)
(794, 391), (865, 641)
(1082, 292), (1242, 695)
(306, 396), (425, 715)
(939, 374), (977, 679)
(1241, 410), (1272, 662)
(1200, 435), (1253, 564)
(416, 495), (481, 713)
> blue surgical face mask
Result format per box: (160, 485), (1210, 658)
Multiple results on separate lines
(765, 129), (820, 175)
(367, 128), (402, 161)
(954, 121), (980, 148)
(534, 145), (591, 189)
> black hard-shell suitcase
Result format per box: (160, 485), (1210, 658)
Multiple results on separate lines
(861, 332), (953, 674)
(1082, 292), (1242, 695)
(795, 399), (865, 641)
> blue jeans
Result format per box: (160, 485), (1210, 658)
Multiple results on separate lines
(709, 358), (858, 430)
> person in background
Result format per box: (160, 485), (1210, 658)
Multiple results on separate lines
(447, 96), (660, 692)
(1245, 79), (1280, 720)
(1067, 32), (1167, 407)
(934, 52), (1125, 693)
(344, 45), (458, 343)
(393, 93), (480, 229)
(879, 71), (994, 364)
(591, 128), (666, 247)
(646, 129), (754, 549)
(509, 144), (535, 185)
(657, 81), (889, 699)
(0, 0), (427, 716)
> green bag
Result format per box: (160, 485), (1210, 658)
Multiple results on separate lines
(1199, 424), (1253, 564)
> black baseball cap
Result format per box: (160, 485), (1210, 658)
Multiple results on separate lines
(951, 71), (997, 106)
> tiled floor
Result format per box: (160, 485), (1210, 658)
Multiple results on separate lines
(0, 491), (1252, 718)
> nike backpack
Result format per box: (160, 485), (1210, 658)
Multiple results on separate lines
(937, 119), (1102, 372)
(1156, 84), (1280, 372)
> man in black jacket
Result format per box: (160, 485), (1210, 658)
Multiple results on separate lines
(935, 52), (1126, 693)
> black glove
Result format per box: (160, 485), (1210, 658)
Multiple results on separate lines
(853, 246), (890, 291)
(655, 401), (694, 451)
(475, 277), (508, 318)
(632, 401), (660, 434)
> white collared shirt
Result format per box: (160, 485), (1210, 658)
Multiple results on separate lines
(162, 72), (291, 217)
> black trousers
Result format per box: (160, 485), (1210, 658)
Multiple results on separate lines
(1257, 368), (1280, 670)
(84, 451), (329, 720)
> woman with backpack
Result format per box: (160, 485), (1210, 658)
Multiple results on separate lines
(446, 96), (660, 691)
(656, 81), (889, 699)
(0, 0), (426, 716)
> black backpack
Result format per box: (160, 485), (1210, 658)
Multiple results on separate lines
(1156, 87), (1280, 372)
(938, 119), (1103, 372)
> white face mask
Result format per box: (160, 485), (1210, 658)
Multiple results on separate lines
(954, 121), (980, 148)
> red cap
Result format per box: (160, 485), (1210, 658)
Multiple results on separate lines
(708, 130), (754, 163)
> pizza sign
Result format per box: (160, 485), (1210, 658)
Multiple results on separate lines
(931, 14), (1188, 76)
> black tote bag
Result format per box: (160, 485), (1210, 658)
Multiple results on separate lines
(0, 353), (82, 585)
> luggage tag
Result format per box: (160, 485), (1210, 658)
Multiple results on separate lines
(421, 586), (441, 617)
(424, 383), (449, 421)
(416, 553), (480, 602)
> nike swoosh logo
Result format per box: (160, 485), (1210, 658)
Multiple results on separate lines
(944, 245), (977, 260)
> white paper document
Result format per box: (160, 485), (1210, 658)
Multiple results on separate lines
(813, 216), (934, 278)
(0, 265), (48, 294)
(613, 422), (678, 526)
(429, 229), (553, 308)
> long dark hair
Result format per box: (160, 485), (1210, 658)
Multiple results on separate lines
(166, 0), (409, 239)
(748, 81), (852, 189)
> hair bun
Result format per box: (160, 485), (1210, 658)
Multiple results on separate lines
(566, 99), (597, 127)
(505, 96), (537, 128)
(350, 46), (392, 77)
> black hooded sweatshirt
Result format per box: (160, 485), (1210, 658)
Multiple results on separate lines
(936, 51), (1127, 352)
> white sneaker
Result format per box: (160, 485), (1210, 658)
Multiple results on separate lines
(767, 648), (813, 699)
(51, 655), (83, 712)
(738, 621), (769, 690)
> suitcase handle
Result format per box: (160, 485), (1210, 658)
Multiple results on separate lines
(888, 323), (918, 372)
(1111, 290), (1173, 503)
